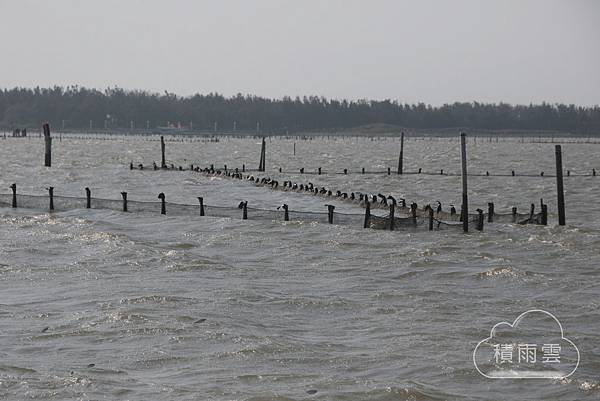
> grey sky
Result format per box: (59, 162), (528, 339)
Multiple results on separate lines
(0, 0), (598, 105)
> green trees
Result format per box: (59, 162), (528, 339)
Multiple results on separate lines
(0, 86), (598, 133)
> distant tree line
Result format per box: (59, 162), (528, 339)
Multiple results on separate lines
(1, 86), (599, 134)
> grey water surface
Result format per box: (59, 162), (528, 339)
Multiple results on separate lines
(1, 134), (599, 400)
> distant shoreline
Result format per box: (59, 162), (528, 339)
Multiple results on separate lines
(1, 126), (594, 138)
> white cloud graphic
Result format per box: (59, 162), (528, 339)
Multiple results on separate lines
(473, 309), (580, 379)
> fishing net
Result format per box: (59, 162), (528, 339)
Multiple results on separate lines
(0, 190), (545, 233)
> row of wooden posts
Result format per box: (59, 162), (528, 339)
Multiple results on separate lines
(8, 181), (550, 232)
(6, 183), (493, 231)
(155, 133), (563, 231)
(38, 125), (566, 230)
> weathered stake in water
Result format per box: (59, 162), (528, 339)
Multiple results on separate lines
(47, 187), (54, 211)
(327, 205), (335, 224)
(43, 123), (52, 167)
(397, 131), (404, 174)
(197, 197), (205, 216)
(10, 183), (17, 208)
(258, 138), (266, 172)
(121, 192), (128, 212)
(85, 187), (91, 208)
(460, 132), (469, 232)
(158, 193), (166, 215)
(555, 145), (566, 225)
(160, 136), (166, 168)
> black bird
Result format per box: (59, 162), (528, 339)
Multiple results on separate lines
(342, 193), (348, 199)
(350, 193), (355, 200)
(336, 190), (342, 197)
(436, 201), (442, 214)
(450, 204), (456, 215)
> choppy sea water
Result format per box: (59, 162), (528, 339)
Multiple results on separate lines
(0, 134), (599, 400)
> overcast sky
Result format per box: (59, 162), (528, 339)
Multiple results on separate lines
(0, 0), (598, 105)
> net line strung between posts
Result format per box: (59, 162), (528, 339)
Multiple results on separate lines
(128, 163), (547, 227)
(242, 167), (597, 178)
(136, 159), (596, 179)
(0, 190), (485, 232)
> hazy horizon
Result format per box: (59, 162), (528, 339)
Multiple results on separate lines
(1, 0), (598, 106)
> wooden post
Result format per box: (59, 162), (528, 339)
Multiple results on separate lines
(529, 203), (535, 222)
(48, 187), (54, 211)
(476, 209), (484, 231)
(541, 201), (548, 226)
(318, 167), (321, 175)
(411, 202), (418, 226)
(283, 204), (289, 221)
(387, 167), (390, 175)
(397, 132), (404, 174)
(85, 187), (91, 208)
(258, 137), (266, 171)
(327, 205), (335, 224)
(363, 201), (371, 228)
(511, 206), (517, 223)
(293, 142), (296, 155)
(198, 197), (205, 216)
(43, 123), (52, 167)
(555, 145), (566, 225)
(160, 136), (166, 168)
(242, 201), (248, 220)
(10, 183), (16, 208)
(428, 207), (434, 230)
(389, 202), (395, 231)
(460, 132), (469, 232)
(158, 193), (166, 214)
(242, 164), (245, 172)
(121, 192), (128, 212)
(487, 202), (494, 223)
